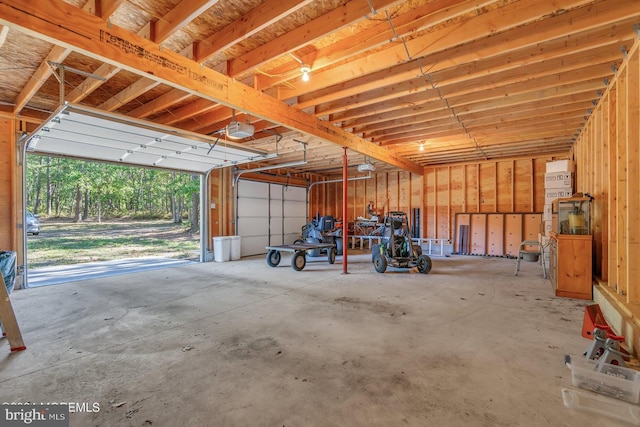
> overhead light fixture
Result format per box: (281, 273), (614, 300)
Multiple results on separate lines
(300, 65), (311, 82)
(419, 143), (424, 151)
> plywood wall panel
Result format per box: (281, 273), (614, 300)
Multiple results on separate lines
(533, 159), (547, 212)
(496, 161), (514, 212)
(410, 172), (421, 209)
(479, 163), (496, 212)
(465, 164), (478, 212)
(435, 168), (450, 238)
(388, 172), (400, 211)
(399, 170), (411, 213)
(0, 117), (14, 250)
(424, 169), (436, 239)
(514, 160), (532, 212)
(450, 166), (465, 212)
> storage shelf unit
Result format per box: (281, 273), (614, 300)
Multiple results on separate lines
(548, 197), (593, 300)
(549, 234), (593, 299)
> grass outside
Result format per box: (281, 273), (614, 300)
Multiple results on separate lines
(27, 218), (200, 269)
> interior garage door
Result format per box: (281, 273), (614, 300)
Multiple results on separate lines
(237, 180), (307, 256)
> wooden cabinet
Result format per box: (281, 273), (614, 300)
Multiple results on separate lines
(549, 234), (593, 300)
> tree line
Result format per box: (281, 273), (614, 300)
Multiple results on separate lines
(26, 155), (200, 230)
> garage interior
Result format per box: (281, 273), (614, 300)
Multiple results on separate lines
(1, 0), (640, 425)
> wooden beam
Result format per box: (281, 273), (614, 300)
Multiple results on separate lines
(0, 25), (8, 48)
(98, 77), (161, 111)
(70, 1), (211, 105)
(195, 0), (313, 63)
(12, 45), (71, 114)
(0, 0), (423, 175)
(260, 0), (486, 91)
(279, 0), (616, 101)
(96, 0), (125, 19)
(65, 63), (121, 103)
(227, 0), (401, 77)
(154, 0), (219, 44)
(128, 88), (192, 118)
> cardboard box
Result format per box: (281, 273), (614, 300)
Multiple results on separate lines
(546, 159), (574, 173)
(544, 172), (572, 189)
(544, 188), (573, 205)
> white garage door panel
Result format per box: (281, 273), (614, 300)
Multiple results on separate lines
(284, 200), (306, 216)
(238, 181), (269, 197)
(270, 221), (284, 235)
(239, 217), (269, 236)
(238, 180), (308, 256)
(284, 186), (306, 201)
(270, 200), (283, 217)
(241, 236), (269, 257)
(238, 197), (268, 214)
(269, 184), (283, 200)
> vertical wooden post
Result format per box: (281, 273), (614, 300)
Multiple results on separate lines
(0, 274), (26, 352)
(342, 148), (348, 274)
(626, 48), (639, 303)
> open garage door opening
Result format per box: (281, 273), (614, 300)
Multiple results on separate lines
(25, 155), (202, 287)
(21, 104), (270, 287)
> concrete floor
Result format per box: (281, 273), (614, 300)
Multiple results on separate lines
(0, 251), (622, 426)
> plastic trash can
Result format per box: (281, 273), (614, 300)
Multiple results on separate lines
(230, 236), (241, 260)
(213, 237), (231, 262)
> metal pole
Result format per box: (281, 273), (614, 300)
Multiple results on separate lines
(200, 172), (207, 262)
(342, 147), (348, 274)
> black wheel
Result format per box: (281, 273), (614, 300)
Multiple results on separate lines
(412, 244), (422, 256)
(291, 251), (306, 271)
(417, 254), (432, 274)
(373, 253), (387, 273)
(328, 247), (336, 264)
(266, 250), (281, 267)
(371, 244), (380, 263)
(293, 239), (304, 244)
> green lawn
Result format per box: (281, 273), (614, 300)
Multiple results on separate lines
(27, 219), (200, 269)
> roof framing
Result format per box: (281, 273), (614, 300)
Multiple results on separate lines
(0, 0), (424, 175)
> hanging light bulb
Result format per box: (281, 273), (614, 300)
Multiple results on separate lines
(300, 65), (311, 82)
(419, 143), (424, 151)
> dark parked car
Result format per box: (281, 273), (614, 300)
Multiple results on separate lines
(26, 211), (40, 235)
